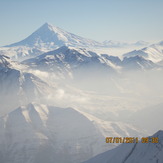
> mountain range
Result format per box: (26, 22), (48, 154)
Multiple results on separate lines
(0, 22), (163, 163)
(123, 42), (163, 63)
(22, 45), (161, 80)
(0, 23), (162, 62)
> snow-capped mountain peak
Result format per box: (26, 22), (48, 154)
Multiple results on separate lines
(123, 41), (163, 63)
(121, 55), (155, 70)
(0, 23), (107, 60)
(6, 23), (103, 49)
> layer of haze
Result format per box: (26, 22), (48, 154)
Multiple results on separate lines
(36, 68), (163, 134)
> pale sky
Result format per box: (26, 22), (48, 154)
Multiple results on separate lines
(0, 0), (163, 46)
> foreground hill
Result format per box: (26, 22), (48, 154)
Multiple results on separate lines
(83, 130), (163, 163)
(0, 103), (145, 163)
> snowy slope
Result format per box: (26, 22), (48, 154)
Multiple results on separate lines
(0, 55), (53, 115)
(121, 55), (156, 70)
(123, 41), (163, 63)
(101, 54), (122, 66)
(0, 55), (12, 69)
(7, 23), (104, 48)
(83, 130), (163, 163)
(0, 103), (145, 163)
(23, 46), (159, 76)
(0, 23), (104, 60)
(0, 54), (27, 70)
(22, 46), (119, 79)
(0, 103), (106, 163)
(0, 46), (46, 61)
(0, 22), (160, 63)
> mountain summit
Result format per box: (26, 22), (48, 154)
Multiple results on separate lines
(7, 23), (103, 48)
(0, 23), (104, 60)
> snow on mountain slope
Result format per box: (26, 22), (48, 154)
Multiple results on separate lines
(0, 103), (106, 163)
(0, 23), (104, 60)
(101, 54), (122, 65)
(0, 55), (11, 68)
(77, 110), (146, 139)
(0, 55), (53, 115)
(83, 130), (163, 163)
(123, 41), (163, 63)
(0, 22), (159, 63)
(97, 53), (157, 71)
(0, 54), (27, 70)
(0, 46), (46, 61)
(22, 46), (119, 79)
(7, 23), (103, 48)
(0, 103), (145, 163)
(121, 55), (156, 70)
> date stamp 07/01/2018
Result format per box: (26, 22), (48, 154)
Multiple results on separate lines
(106, 137), (159, 144)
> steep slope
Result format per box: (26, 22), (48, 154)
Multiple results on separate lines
(123, 41), (163, 63)
(23, 46), (119, 79)
(101, 54), (122, 65)
(0, 23), (104, 60)
(0, 55), (52, 115)
(0, 55), (10, 67)
(22, 45), (160, 81)
(7, 23), (103, 48)
(121, 55), (156, 70)
(0, 103), (106, 163)
(83, 130), (163, 163)
(101, 54), (157, 70)
(0, 103), (145, 163)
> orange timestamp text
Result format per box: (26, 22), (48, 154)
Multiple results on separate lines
(106, 137), (159, 143)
